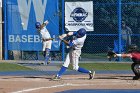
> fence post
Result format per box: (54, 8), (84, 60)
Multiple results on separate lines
(0, 0), (2, 60)
(3, 0), (8, 60)
(117, 0), (122, 61)
(61, 0), (65, 61)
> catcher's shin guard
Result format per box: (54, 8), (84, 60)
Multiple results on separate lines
(131, 63), (140, 80)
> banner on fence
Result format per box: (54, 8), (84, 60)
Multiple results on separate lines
(65, 1), (94, 31)
(7, 0), (59, 51)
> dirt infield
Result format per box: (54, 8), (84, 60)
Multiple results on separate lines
(0, 74), (140, 93)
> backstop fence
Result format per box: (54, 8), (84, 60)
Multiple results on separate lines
(2, 0), (140, 62)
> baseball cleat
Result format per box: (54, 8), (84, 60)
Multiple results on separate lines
(44, 57), (51, 65)
(133, 76), (140, 80)
(51, 75), (61, 81)
(89, 71), (95, 80)
(47, 57), (51, 65)
(43, 62), (48, 65)
(47, 61), (50, 65)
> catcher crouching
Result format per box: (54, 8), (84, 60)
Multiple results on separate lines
(107, 44), (140, 80)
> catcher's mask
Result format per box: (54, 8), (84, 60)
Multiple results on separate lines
(128, 44), (138, 52)
(35, 22), (41, 29)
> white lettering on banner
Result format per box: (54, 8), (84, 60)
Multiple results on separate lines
(65, 23), (93, 26)
(34, 35), (40, 42)
(17, 0), (47, 30)
(22, 35), (27, 42)
(70, 13), (87, 17)
(9, 35), (41, 43)
(15, 35), (21, 42)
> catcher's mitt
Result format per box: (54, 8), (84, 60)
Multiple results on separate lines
(107, 50), (116, 61)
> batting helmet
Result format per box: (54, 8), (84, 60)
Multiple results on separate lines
(35, 22), (41, 29)
(76, 28), (86, 38)
(128, 44), (138, 52)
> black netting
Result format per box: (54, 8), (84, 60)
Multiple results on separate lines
(6, 0), (140, 62)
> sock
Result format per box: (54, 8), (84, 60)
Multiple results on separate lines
(57, 66), (67, 77)
(45, 48), (50, 63)
(78, 67), (90, 73)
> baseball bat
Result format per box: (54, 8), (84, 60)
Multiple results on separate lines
(47, 11), (60, 22)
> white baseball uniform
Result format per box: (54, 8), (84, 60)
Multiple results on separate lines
(63, 34), (86, 70)
(40, 27), (52, 51)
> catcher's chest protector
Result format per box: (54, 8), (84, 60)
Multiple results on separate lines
(131, 53), (140, 63)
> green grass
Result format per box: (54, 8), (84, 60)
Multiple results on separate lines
(0, 63), (33, 71)
(81, 53), (107, 59)
(0, 62), (132, 72)
(68, 63), (131, 70)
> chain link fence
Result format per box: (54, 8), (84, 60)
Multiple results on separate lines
(7, 0), (140, 62)
(73, 0), (140, 62)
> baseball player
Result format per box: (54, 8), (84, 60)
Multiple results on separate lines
(35, 20), (53, 65)
(52, 28), (95, 80)
(107, 44), (140, 80)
